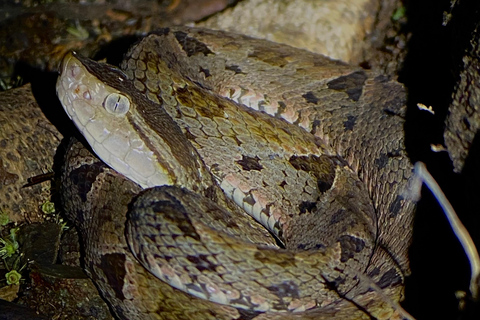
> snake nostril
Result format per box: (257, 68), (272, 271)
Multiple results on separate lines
(74, 84), (89, 99)
(70, 65), (81, 78)
(83, 90), (92, 100)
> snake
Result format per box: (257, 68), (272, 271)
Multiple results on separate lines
(55, 26), (416, 320)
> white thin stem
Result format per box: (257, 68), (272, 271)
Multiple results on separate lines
(414, 162), (480, 300)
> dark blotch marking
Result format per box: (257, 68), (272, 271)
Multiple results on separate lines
(202, 197), (240, 230)
(330, 209), (348, 224)
(152, 28), (170, 36)
(184, 128), (198, 141)
(237, 309), (263, 320)
(276, 101), (287, 115)
(225, 65), (245, 74)
(189, 79), (212, 91)
(343, 115), (357, 131)
(367, 267), (380, 278)
(325, 275), (346, 290)
(297, 243), (306, 250)
(69, 162), (107, 202)
(327, 71), (367, 101)
(0, 159), (18, 186)
(298, 201), (317, 214)
(254, 250), (296, 268)
(266, 281), (300, 299)
(99, 253), (127, 300)
(383, 108), (397, 116)
(199, 67), (211, 78)
(374, 74), (389, 83)
(302, 91), (320, 104)
(338, 235), (365, 262)
(150, 198), (201, 242)
(247, 49), (289, 67)
(243, 194), (256, 206)
(186, 282), (203, 295)
(383, 94), (407, 116)
(374, 153), (389, 169)
(6, 152), (17, 162)
(297, 243), (325, 250)
(173, 31), (213, 57)
(204, 184), (218, 203)
(380, 81), (407, 116)
(236, 155), (263, 171)
(318, 177), (333, 193)
(289, 155), (335, 192)
(311, 119), (321, 133)
(176, 86), (225, 119)
(186, 254), (217, 272)
(377, 268), (402, 288)
(389, 195), (403, 217)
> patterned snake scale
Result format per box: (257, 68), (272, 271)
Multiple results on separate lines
(56, 27), (416, 320)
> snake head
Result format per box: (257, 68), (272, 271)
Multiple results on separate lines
(56, 52), (177, 189)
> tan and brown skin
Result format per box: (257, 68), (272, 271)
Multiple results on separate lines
(63, 140), (398, 320)
(121, 27), (414, 274)
(0, 84), (63, 223)
(58, 27), (415, 319)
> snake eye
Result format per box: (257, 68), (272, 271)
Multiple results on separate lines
(104, 93), (130, 116)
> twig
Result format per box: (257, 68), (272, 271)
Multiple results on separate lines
(414, 162), (480, 300)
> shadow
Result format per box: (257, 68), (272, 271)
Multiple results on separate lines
(93, 35), (143, 67)
(400, 0), (480, 319)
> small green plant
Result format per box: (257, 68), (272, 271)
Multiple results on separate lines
(66, 22), (89, 40)
(5, 270), (21, 285)
(0, 210), (9, 227)
(0, 75), (23, 91)
(0, 228), (19, 259)
(41, 200), (55, 214)
(56, 216), (69, 232)
(2, 254), (26, 286)
(392, 6), (406, 21)
(0, 228), (24, 287)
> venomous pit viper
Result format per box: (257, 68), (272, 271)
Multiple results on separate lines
(56, 27), (416, 320)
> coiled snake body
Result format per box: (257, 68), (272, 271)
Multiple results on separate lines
(57, 27), (415, 319)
